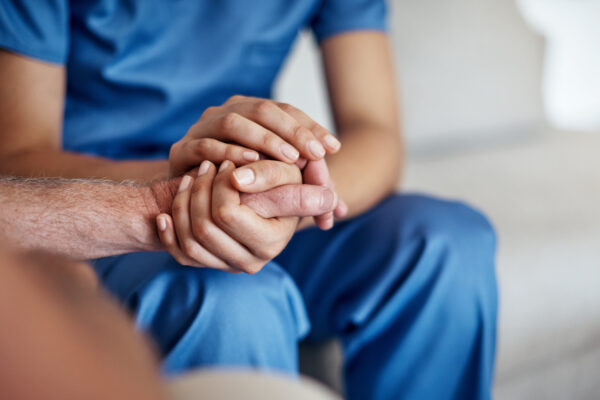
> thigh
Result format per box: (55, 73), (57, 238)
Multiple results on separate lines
(275, 193), (497, 342)
(92, 252), (311, 373)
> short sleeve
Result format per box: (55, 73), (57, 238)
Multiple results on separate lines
(310, 0), (387, 43)
(0, 0), (69, 64)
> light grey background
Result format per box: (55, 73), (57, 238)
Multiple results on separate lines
(275, 1), (600, 398)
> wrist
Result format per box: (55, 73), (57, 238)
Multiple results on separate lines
(147, 179), (180, 214)
(137, 179), (181, 251)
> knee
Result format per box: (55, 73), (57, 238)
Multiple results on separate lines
(374, 194), (498, 312)
(133, 262), (309, 371)
(378, 194), (496, 268)
(195, 264), (310, 340)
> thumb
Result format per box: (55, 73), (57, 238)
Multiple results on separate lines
(240, 184), (337, 218)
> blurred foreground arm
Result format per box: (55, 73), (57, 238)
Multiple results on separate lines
(0, 247), (167, 400)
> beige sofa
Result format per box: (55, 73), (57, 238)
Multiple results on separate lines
(275, 0), (600, 398)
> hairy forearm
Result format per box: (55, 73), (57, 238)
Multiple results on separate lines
(0, 148), (169, 183)
(328, 126), (403, 218)
(0, 177), (175, 259)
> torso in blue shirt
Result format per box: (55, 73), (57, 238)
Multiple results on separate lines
(0, 0), (386, 160)
(65, 1), (320, 159)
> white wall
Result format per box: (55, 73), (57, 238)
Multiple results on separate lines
(518, 0), (600, 131)
(274, 0), (546, 154)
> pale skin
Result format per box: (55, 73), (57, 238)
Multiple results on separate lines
(0, 165), (337, 396)
(0, 31), (402, 272)
(0, 164), (338, 272)
(0, 247), (169, 400)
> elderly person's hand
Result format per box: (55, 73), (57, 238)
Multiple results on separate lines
(0, 247), (167, 400)
(156, 160), (339, 273)
(233, 158), (348, 230)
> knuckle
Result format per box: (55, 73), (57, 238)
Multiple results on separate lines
(202, 106), (218, 117)
(240, 260), (265, 275)
(194, 138), (211, 154)
(256, 245), (279, 261)
(291, 185), (303, 211)
(253, 100), (274, 118)
(224, 145), (238, 161)
(290, 123), (307, 141)
(181, 240), (197, 257)
(169, 140), (181, 156)
(220, 112), (240, 132)
(312, 123), (329, 138)
(299, 187), (320, 211)
(261, 132), (281, 150)
(191, 220), (213, 241)
(279, 102), (294, 114)
(228, 94), (244, 103)
(213, 204), (237, 227)
(173, 255), (188, 266)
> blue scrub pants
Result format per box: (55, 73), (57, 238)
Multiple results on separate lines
(93, 194), (498, 400)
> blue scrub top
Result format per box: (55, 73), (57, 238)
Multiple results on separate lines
(0, 0), (386, 160)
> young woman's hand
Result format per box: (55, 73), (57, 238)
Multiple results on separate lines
(169, 95), (341, 177)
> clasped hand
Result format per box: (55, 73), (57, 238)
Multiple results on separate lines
(159, 95), (347, 273)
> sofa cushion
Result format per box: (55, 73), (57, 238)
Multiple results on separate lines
(404, 130), (600, 398)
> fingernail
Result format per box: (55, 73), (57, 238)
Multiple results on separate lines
(243, 151), (259, 161)
(198, 160), (210, 176)
(218, 160), (231, 172)
(324, 135), (341, 151)
(233, 167), (255, 185)
(320, 189), (334, 209)
(308, 140), (326, 158)
(280, 143), (299, 161)
(157, 215), (167, 232)
(178, 175), (192, 192)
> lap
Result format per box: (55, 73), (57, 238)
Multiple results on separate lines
(274, 193), (496, 341)
(91, 193), (495, 348)
(92, 251), (310, 368)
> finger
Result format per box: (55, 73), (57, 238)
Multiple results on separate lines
(303, 159), (330, 186)
(212, 113), (300, 163)
(334, 198), (349, 218)
(157, 214), (238, 272)
(156, 213), (212, 268)
(190, 160), (264, 271)
(314, 210), (334, 228)
(213, 161), (291, 261)
(303, 159), (336, 229)
(315, 213), (334, 230)
(240, 185), (337, 218)
(296, 157), (308, 170)
(171, 170), (234, 271)
(232, 100), (327, 161)
(276, 102), (341, 153)
(231, 160), (302, 193)
(179, 138), (260, 167)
